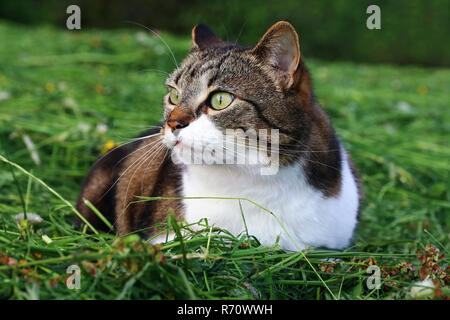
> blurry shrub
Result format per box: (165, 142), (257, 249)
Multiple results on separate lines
(0, 0), (448, 66)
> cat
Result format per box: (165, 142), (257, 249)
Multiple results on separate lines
(76, 21), (362, 251)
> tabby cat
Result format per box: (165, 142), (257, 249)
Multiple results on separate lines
(76, 21), (362, 251)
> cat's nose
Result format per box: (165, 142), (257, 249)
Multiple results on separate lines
(167, 107), (194, 131)
(167, 119), (188, 131)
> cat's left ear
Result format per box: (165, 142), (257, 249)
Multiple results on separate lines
(191, 24), (224, 50)
(252, 21), (301, 89)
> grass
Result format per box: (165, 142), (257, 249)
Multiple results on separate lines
(0, 21), (449, 300)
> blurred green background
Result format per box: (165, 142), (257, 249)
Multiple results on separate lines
(1, 0), (449, 66)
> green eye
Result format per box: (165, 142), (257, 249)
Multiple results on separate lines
(210, 92), (234, 110)
(168, 88), (180, 105)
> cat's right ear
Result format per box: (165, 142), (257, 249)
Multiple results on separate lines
(191, 24), (224, 50)
(252, 21), (301, 89)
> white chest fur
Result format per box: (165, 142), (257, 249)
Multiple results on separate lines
(181, 151), (359, 251)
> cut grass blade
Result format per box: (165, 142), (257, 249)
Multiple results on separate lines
(82, 198), (114, 231)
(134, 195), (338, 299)
(0, 154), (98, 235)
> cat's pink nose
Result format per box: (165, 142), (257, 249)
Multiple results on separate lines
(167, 107), (193, 131)
(167, 119), (188, 131)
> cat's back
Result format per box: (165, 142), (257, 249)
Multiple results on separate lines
(76, 128), (182, 235)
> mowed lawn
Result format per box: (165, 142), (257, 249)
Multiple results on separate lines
(0, 21), (448, 300)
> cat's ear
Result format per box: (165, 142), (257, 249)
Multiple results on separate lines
(191, 24), (224, 50)
(252, 21), (301, 89)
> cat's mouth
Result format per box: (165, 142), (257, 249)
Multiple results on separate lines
(169, 136), (188, 149)
(163, 134), (200, 153)
(174, 139), (204, 153)
(174, 140), (190, 149)
(161, 127), (178, 149)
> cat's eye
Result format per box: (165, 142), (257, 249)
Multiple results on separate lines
(168, 88), (181, 105)
(210, 92), (234, 110)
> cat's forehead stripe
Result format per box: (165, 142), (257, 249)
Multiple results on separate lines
(178, 50), (232, 84)
(193, 72), (212, 107)
(174, 68), (183, 85)
(188, 61), (204, 79)
(206, 51), (232, 86)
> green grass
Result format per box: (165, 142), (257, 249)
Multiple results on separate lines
(0, 21), (449, 300)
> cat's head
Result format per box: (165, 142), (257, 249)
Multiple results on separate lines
(161, 21), (315, 172)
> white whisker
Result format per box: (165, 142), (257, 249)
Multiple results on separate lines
(99, 137), (162, 200)
(125, 21), (179, 70)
